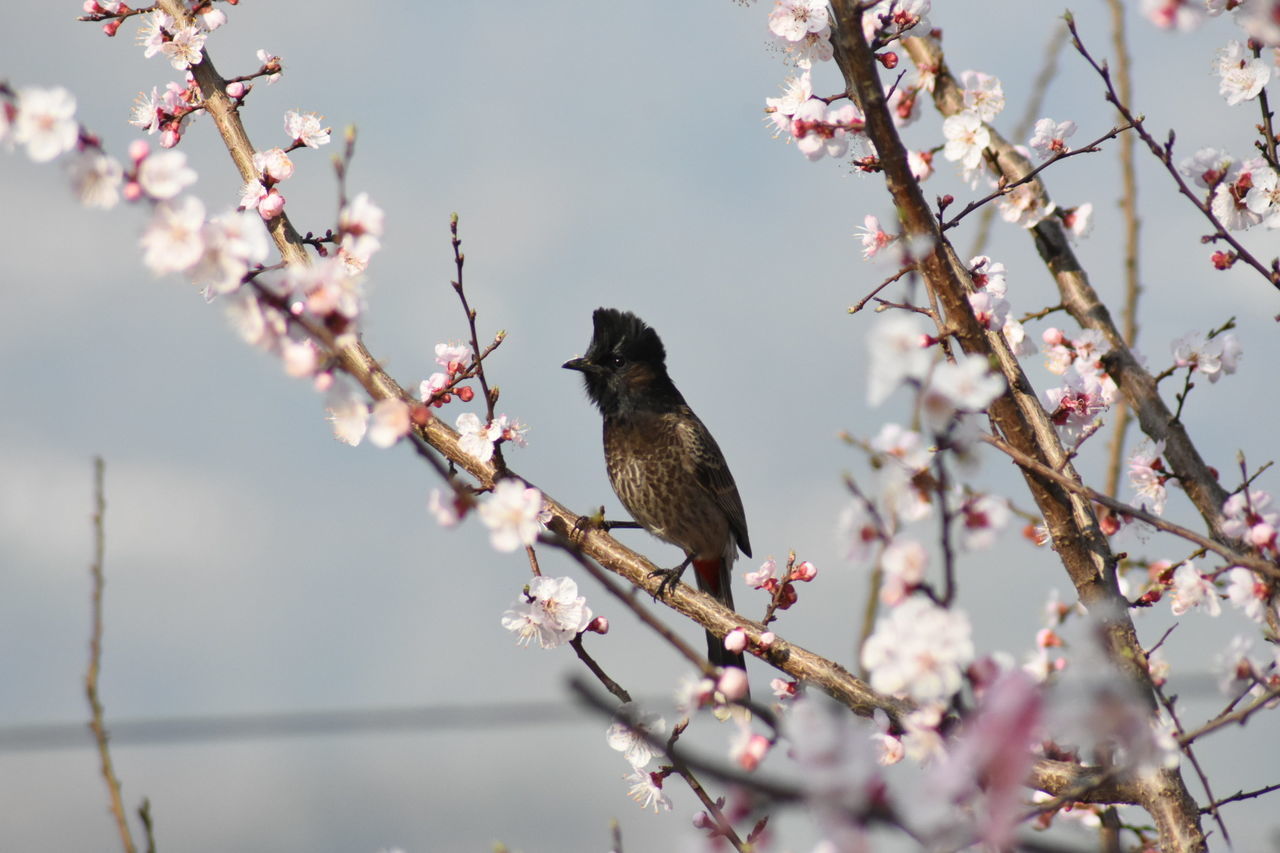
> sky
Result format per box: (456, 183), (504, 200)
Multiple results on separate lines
(2, 2), (1279, 851)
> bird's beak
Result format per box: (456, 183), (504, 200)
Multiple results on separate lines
(562, 357), (591, 372)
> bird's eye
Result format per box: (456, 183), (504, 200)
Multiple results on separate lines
(607, 354), (625, 368)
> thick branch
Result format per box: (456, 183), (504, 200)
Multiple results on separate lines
(835, 10), (1205, 851)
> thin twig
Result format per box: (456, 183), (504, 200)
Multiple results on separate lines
(1067, 15), (1280, 289)
(1202, 781), (1280, 813)
(1155, 685), (1231, 846)
(86, 457), (137, 853)
(1178, 683), (1280, 746)
(980, 432), (1280, 580)
(850, 263), (916, 313)
(941, 121), (1136, 231)
(569, 636), (631, 703)
(968, 22), (1068, 258)
(1101, 0), (1142, 501)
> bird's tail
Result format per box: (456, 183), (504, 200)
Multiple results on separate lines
(691, 557), (747, 673)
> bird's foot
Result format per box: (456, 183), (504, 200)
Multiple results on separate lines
(649, 556), (693, 600)
(572, 508), (642, 541)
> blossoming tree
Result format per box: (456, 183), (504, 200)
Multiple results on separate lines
(5, 1), (1280, 851)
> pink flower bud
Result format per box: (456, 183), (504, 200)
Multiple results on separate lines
(723, 627), (747, 654)
(1042, 327), (1065, 346)
(758, 632), (776, 648)
(716, 667), (749, 701)
(160, 128), (181, 149)
(769, 677), (796, 699)
(83, 1), (99, 13)
(313, 371), (334, 392)
(102, 19), (122, 37)
(128, 139), (150, 163)
(257, 189), (285, 220)
(226, 81), (247, 98)
(737, 734), (770, 772)
(586, 616), (609, 635)
(122, 181), (142, 202)
(790, 560), (818, 582)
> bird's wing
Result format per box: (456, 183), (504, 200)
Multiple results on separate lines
(676, 408), (752, 558)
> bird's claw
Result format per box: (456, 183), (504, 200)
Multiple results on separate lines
(648, 565), (687, 601)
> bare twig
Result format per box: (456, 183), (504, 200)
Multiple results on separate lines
(1066, 16), (1280, 290)
(85, 457), (136, 853)
(1101, 0), (1142, 501)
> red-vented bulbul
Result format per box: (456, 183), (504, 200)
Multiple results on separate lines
(563, 308), (751, 672)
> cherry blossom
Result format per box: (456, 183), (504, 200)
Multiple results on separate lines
(1060, 202), (1094, 241)
(367, 398), (411, 448)
(764, 71), (812, 137)
(623, 770), (671, 812)
(888, 85), (921, 127)
(959, 495), (1010, 550)
(137, 149), (198, 200)
(1179, 146), (1233, 188)
(1245, 166), (1280, 228)
(1169, 561), (1222, 617)
(768, 0), (829, 42)
(907, 148), (934, 180)
(968, 255), (1006, 296)
(67, 150), (123, 209)
(862, 0), (932, 43)
(967, 290), (1008, 331)
(456, 411), (500, 463)
(252, 147), (294, 183)
(606, 704), (666, 770)
(1223, 567), (1270, 622)
(283, 110), (330, 148)
(997, 182), (1056, 228)
(1128, 438), (1168, 515)
(1221, 489), (1279, 551)
(1211, 158), (1267, 229)
(500, 574), (592, 646)
(839, 497), (883, 564)
(959, 70), (1005, 121)
(14, 87), (79, 163)
(285, 256), (364, 320)
(941, 110), (989, 170)
(480, 480), (546, 552)
(1029, 117), (1076, 159)
(256, 49), (283, 84)
(1171, 329), (1243, 382)
(866, 312), (932, 405)
(869, 422), (931, 470)
(791, 99), (863, 161)
(140, 195), (206, 275)
(434, 341), (473, 373)
(1141, 0), (1204, 30)
(921, 353), (1005, 431)
(338, 191), (385, 265)
(879, 538), (926, 604)
(1234, 0), (1280, 44)
(325, 383), (369, 446)
(161, 24), (207, 70)
(862, 596), (974, 702)
(854, 214), (894, 260)
(1043, 367), (1110, 443)
(1216, 40), (1271, 105)
(190, 209), (270, 298)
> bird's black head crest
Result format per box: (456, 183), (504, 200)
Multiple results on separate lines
(563, 308), (683, 415)
(585, 308), (666, 367)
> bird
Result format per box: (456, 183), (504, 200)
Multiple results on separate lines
(563, 308), (752, 673)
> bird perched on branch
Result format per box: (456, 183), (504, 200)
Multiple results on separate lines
(563, 308), (752, 673)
